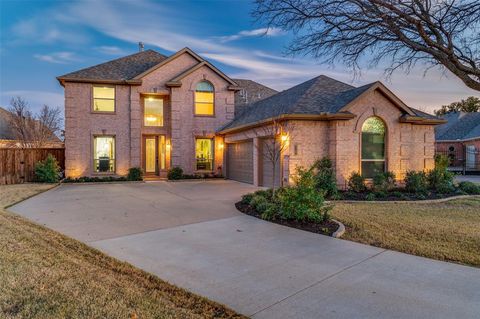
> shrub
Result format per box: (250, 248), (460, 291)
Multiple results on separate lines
(35, 154), (60, 183)
(62, 176), (128, 183)
(241, 193), (254, 205)
(127, 167), (143, 181)
(372, 171), (395, 193)
(260, 202), (279, 221)
(365, 193), (376, 201)
(250, 195), (270, 214)
(167, 167), (183, 180)
(277, 167), (331, 223)
(253, 188), (273, 200)
(311, 157), (338, 198)
(426, 154), (455, 193)
(405, 171), (428, 194)
(347, 172), (366, 193)
(427, 168), (454, 193)
(457, 181), (480, 195)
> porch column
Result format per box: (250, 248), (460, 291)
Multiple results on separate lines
(253, 137), (260, 186)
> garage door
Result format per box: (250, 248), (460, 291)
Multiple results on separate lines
(227, 140), (253, 184)
(260, 138), (281, 188)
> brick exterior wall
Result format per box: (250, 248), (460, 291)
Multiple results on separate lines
(224, 89), (438, 188)
(287, 90), (436, 187)
(436, 139), (480, 169)
(64, 51), (234, 177)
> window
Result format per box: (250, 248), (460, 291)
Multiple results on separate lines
(93, 86), (115, 112)
(144, 96), (164, 126)
(361, 117), (386, 178)
(194, 81), (214, 115)
(94, 136), (115, 172)
(195, 138), (213, 170)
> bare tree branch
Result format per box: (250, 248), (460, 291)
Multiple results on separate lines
(8, 97), (62, 148)
(253, 0), (480, 91)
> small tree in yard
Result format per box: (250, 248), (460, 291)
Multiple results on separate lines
(251, 118), (294, 192)
(8, 96), (62, 148)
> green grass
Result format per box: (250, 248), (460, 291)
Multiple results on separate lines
(332, 197), (480, 267)
(0, 184), (244, 319)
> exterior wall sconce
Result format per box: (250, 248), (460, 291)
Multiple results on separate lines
(281, 134), (289, 142)
(218, 142), (224, 149)
(166, 140), (171, 150)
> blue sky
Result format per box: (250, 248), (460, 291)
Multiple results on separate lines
(0, 0), (477, 116)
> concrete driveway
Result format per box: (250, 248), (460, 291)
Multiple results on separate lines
(10, 180), (480, 319)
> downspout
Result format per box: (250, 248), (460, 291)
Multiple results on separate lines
(128, 85), (132, 168)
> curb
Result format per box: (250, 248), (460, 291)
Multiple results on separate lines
(61, 181), (145, 185)
(327, 194), (480, 204)
(331, 219), (345, 238)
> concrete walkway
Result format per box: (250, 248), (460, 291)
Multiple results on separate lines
(10, 181), (480, 318)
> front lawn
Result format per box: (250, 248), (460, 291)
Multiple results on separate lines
(332, 197), (480, 267)
(0, 184), (244, 319)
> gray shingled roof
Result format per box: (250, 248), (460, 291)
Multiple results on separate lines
(221, 75), (375, 131)
(435, 112), (480, 140)
(58, 50), (167, 81)
(233, 79), (278, 111)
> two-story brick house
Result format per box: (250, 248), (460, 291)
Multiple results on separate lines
(58, 47), (444, 188)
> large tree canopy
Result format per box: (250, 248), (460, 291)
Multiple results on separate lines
(434, 96), (480, 115)
(253, 0), (480, 91)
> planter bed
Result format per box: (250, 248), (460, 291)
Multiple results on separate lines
(334, 189), (461, 201)
(235, 201), (339, 236)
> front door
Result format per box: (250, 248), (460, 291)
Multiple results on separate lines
(143, 135), (166, 175)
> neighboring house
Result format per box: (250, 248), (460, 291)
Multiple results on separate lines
(57, 47), (444, 187)
(435, 112), (480, 172)
(0, 107), (63, 148)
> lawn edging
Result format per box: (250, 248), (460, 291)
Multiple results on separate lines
(331, 219), (345, 238)
(327, 194), (480, 204)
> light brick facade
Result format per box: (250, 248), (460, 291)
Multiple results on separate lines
(63, 50), (233, 178)
(223, 88), (437, 188)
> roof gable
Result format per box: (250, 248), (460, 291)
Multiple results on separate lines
(339, 82), (415, 116)
(165, 60), (238, 87)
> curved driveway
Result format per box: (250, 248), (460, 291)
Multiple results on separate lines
(10, 180), (480, 318)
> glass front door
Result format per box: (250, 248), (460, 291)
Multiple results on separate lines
(144, 136), (166, 175)
(145, 138), (157, 173)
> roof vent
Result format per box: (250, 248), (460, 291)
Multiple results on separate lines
(139, 42), (144, 52)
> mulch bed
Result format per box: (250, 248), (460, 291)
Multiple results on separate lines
(235, 202), (339, 236)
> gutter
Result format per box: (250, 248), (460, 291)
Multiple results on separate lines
(56, 77), (143, 87)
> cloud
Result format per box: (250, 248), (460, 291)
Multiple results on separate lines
(96, 46), (128, 55)
(10, 15), (89, 45)
(216, 28), (284, 42)
(33, 51), (79, 64)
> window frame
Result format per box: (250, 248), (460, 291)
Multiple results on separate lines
(194, 81), (215, 117)
(360, 116), (387, 179)
(92, 134), (116, 174)
(143, 95), (164, 127)
(92, 85), (116, 114)
(195, 137), (214, 171)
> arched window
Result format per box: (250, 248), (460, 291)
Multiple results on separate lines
(194, 81), (214, 115)
(361, 116), (386, 178)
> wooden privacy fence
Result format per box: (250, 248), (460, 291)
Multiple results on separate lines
(0, 148), (65, 185)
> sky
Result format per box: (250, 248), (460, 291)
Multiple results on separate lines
(0, 0), (478, 116)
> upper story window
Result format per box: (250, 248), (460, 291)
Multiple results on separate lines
(93, 86), (115, 112)
(361, 116), (386, 178)
(194, 81), (214, 116)
(144, 96), (164, 126)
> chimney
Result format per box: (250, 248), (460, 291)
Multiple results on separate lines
(138, 42), (144, 52)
